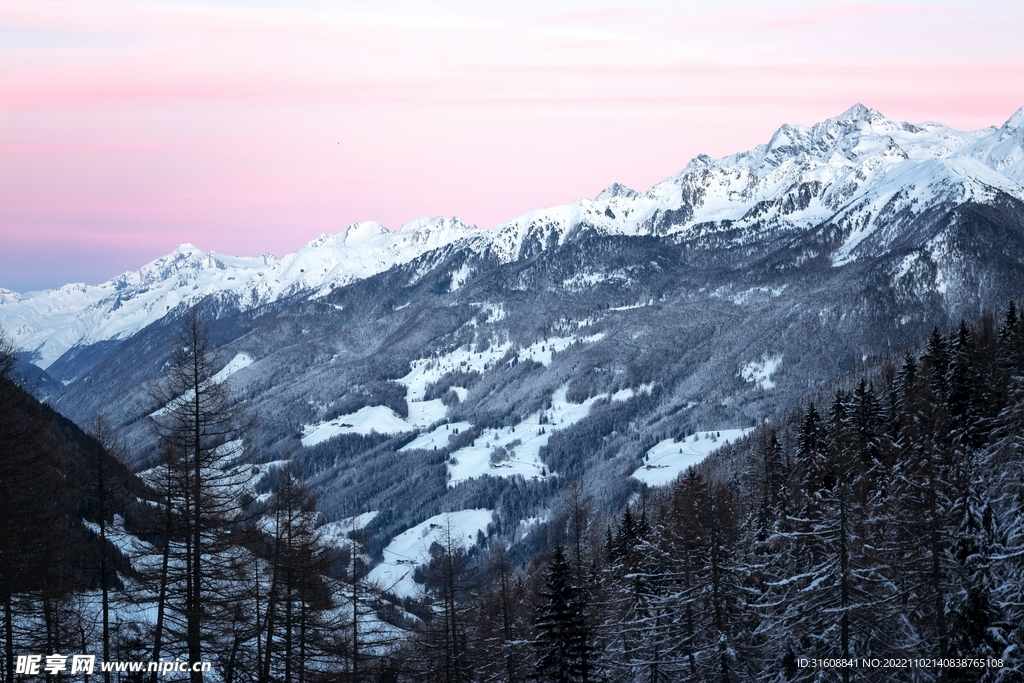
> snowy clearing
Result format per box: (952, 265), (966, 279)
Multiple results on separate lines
(301, 400), (447, 447)
(398, 343), (513, 400)
(212, 353), (253, 381)
(398, 333), (604, 400)
(632, 429), (753, 486)
(367, 509), (493, 599)
(446, 384), (635, 487)
(399, 421), (474, 451)
(320, 511), (380, 546)
(304, 407), (407, 446)
(741, 355), (782, 390)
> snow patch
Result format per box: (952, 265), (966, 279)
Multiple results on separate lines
(741, 355), (782, 390)
(212, 353), (253, 382)
(302, 406), (410, 445)
(610, 300), (653, 311)
(301, 398), (448, 447)
(367, 509), (493, 599)
(632, 429), (753, 486)
(445, 384), (631, 487)
(320, 511), (380, 546)
(449, 263), (472, 292)
(399, 421), (474, 452)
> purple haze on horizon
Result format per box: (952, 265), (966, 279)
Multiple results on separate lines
(2, 0), (1023, 292)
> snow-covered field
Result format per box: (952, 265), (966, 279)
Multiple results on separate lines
(301, 400), (447, 446)
(212, 352), (253, 381)
(741, 356), (782, 390)
(399, 421), (473, 451)
(446, 384), (643, 487)
(320, 511), (381, 547)
(366, 509), (493, 599)
(632, 428), (753, 487)
(398, 343), (512, 401)
(398, 333), (604, 401)
(303, 334), (608, 450)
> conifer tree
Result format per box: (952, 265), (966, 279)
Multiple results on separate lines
(534, 545), (589, 683)
(149, 310), (254, 683)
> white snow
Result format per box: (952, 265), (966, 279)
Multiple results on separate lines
(517, 334), (604, 367)
(397, 333), (603, 401)
(301, 333), (608, 449)
(445, 384), (636, 487)
(320, 511), (380, 547)
(741, 355), (783, 390)
(301, 399), (449, 447)
(398, 342), (512, 401)
(399, 421), (474, 452)
(632, 429), (753, 486)
(611, 383), (653, 401)
(212, 353), (253, 382)
(406, 399), (448, 426)
(1, 218), (476, 368)
(303, 406), (409, 446)
(610, 300), (653, 311)
(367, 509), (493, 599)
(6, 105), (1023, 369)
(449, 263), (472, 292)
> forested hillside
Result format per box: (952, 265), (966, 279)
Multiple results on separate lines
(3, 298), (1024, 681)
(0, 334), (144, 682)
(3, 102), (1024, 682)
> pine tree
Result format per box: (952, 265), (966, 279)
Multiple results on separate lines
(149, 310), (254, 683)
(259, 468), (333, 683)
(983, 302), (1024, 675)
(891, 342), (956, 671)
(534, 545), (587, 683)
(88, 417), (132, 683)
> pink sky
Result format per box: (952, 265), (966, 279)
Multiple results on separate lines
(2, 0), (1023, 291)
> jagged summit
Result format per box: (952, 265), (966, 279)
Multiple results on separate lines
(2, 105), (1022, 369)
(1004, 105), (1024, 131)
(595, 183), (640, 201)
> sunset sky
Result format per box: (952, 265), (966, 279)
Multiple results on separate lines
(2, 0), (1023, 291)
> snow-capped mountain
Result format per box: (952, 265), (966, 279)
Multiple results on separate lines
(1, 217), (476, 368)
(480, 103), (1024, 262)
(3, 103), (1023, 371)
(11, 104), (1024, 567)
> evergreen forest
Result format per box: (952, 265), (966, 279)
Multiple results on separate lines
(2, 300), (1024, 683)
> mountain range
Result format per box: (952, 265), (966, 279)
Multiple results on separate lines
(3, 103), (1024, 560)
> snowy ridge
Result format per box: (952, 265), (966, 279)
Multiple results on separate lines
(1, 218), (476, 368)
(4, 105), (1023, 369)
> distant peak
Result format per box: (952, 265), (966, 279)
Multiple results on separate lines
(820, 103), (894, 131)
(304, 233), (334, 249)
(840, 103), (871, 121)
(595, 183), (639, 201)
(174, 242), (200, 253)
(343, 221), (390, 244)
(1004, 105), (1024, 130)
(397, 216), (475, 234)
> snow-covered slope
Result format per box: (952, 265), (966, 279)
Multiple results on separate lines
(0, 217), (475, 367)
(4, 104), (1023, 369)
(482, 104), (1024, 263)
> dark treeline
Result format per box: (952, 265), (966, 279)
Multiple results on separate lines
(4, 300), (1024, 682)
(378, 302), (1024, 681)
(0, 317), (402, 683)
